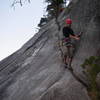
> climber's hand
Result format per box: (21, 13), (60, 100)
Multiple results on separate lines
(78, 32), (83, 37)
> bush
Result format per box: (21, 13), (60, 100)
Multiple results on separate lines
(82, 56), (100, 100)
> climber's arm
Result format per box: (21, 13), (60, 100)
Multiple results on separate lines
(70, 34), (80, 40)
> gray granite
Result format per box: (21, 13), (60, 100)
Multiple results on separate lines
(0, 0), (100, 100)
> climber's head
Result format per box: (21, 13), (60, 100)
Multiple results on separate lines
(65, 18), (72, 27)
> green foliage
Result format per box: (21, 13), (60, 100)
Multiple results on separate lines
(81, 56), (96, 68)
(82, 56), (100, 100)
(45, 0), (64, 5)
(45, 0), (65, 19)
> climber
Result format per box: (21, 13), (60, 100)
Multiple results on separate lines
(62, 18), (80, 68)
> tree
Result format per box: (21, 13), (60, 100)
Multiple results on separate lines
(12, 0), (31, 7)
(45, 0), (65, 19)
(12, 0), (65, 20)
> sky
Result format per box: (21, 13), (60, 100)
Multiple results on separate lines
(0, 0), (46, 61)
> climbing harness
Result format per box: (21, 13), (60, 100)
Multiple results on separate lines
(62, 32), (83, 69)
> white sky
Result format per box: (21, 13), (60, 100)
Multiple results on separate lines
(0, 0), (46, 61)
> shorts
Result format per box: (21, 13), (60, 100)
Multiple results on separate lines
(62, 38), (74, 58)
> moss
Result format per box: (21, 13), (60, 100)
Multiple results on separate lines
(82, 56), (100, 100)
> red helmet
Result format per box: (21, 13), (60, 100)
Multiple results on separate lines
(65, 18), (72, 24)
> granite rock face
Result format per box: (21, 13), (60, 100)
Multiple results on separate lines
(0, 0), (100, 100)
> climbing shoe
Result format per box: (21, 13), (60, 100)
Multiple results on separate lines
(64, 63), (68, 68)
(68, 66), (73, 71)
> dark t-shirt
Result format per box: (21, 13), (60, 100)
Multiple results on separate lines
(63, 26), (75, 38)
